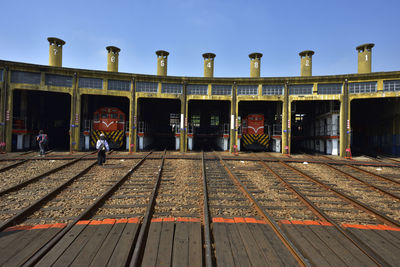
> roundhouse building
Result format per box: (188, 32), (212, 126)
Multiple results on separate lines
(1, 39), (400, 157)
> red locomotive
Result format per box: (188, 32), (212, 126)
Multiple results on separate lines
(241, 114), (269, 150)
(90, 107), (126, 148)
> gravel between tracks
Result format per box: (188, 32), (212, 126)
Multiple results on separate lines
(227, 160), (319, 221)
(290, 162), (400, 222)
(153, 159), (203, 218)
(206, 160), (260, 219)
(0, 160), (71, 191)
(0, 160), (95, 222)
(21, 159), (137, 225)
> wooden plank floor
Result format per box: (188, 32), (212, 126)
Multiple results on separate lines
(142, 219), (202, 267)
(1, 218), (400, 266)
(212, 218), (299, 267)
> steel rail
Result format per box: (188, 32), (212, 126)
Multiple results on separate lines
(130, 150), (166, 267)
(279, 161), (400, 228)
(22, 151), (153, 266)
(0, 159), (28, 172)
(342, 164), (400, 186)
(0, 152), (95, 197)
(0, 161), (97, 232)
(201, 151), (213, 267)
(214, 151), (311, 267)
(254, 155), (383, 266)
(324, 164), (400, 200)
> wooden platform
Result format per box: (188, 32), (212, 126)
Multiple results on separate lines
(1, 218), (400, 266)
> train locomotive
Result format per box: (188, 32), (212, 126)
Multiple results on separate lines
(90, 107), (125, 149)
(241, 114), (270, 151)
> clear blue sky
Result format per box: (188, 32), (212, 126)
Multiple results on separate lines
(1, 0), (399, 77)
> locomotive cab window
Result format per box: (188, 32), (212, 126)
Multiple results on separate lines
(119, 115), (124, 122)
(101, 114), (108, 119)
(94, 114), (99, 120)
(111, 114), (118, 119)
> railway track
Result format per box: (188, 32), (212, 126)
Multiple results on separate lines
(0, 151), (399, 266)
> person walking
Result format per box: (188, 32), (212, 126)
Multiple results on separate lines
(96, 133), (109, 165)
(36, 130), (48, 157)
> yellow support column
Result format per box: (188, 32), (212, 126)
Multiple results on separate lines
(230, 83), (237, 152)
(282, 82), (289, 155)
(339, 80), (349, 157)
(180, 82), (187, 152)
(129, 78), (136, 152)
(5, 86), (13, 153)
(0, 67), (8, 151)
(69, 74), (79, 152)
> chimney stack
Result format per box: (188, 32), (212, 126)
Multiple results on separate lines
(356, 43), (374, 73)
(106, 46), (120, 72)
(202, 53), (216, 77)
(249, 52), (262, 77)
(47, 37), (65, 67)
(299, 50), (314, 76)
(156, 50), (169, 76)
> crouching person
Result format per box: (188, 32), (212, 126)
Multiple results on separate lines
(96, 133), (109, 165)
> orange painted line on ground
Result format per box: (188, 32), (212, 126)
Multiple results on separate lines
(89, 220), (103, 225)
(151, 218), (163, 222)
(116, 219), (128, 224)
(213, 218), (224, 223)
(256, 220), (267, 224)
(319, 221), (333, 226)
(4, 225), (33, 231)
(224, 218), (235, 223)
(290, 220), (306, 225)
(101, 219), (116, 224)
(31, 224), (52, 229)
(302, 220), (321, 226)
(244, 218), (258, 224)
(128, 218), (139, 223)
(162, 218), (175, 222)
(76, 220), (90, 225)
(342, 224), (370, 229)
(234, 217), (246, 223)
(342, 223), (400, 231)
(279, 220), (292, 225)
(51, 223), (67, 228)
(177, 218), (200, 222)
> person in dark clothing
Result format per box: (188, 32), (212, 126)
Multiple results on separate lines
(96, 133), (109, 165)
(36, 130), (48, 157)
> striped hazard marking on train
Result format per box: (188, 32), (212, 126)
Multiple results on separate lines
(242, 134), (269, 147)
(90, 130), (124, 148)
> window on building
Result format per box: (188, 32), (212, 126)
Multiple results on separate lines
(212, 84), (232, 95)
(108, 79), (130, 91)
(191, 114), (201, 127)
(318, 83), (342, 94)
(187, 84), (208, 95)
(136, 81), (158, 93)
(383, 80), (400, 92)
(262, 85), (284, 95)
(289, 84), (313, 95)
(45, 74), (73, 87)
(11, 71), (41, 84)
(237, 85), (258, 95)
(79, 77), (103, 89)
(210, 115), (219, 126)
(162, 83), (183, 94)
(349, 81), (377, 93)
